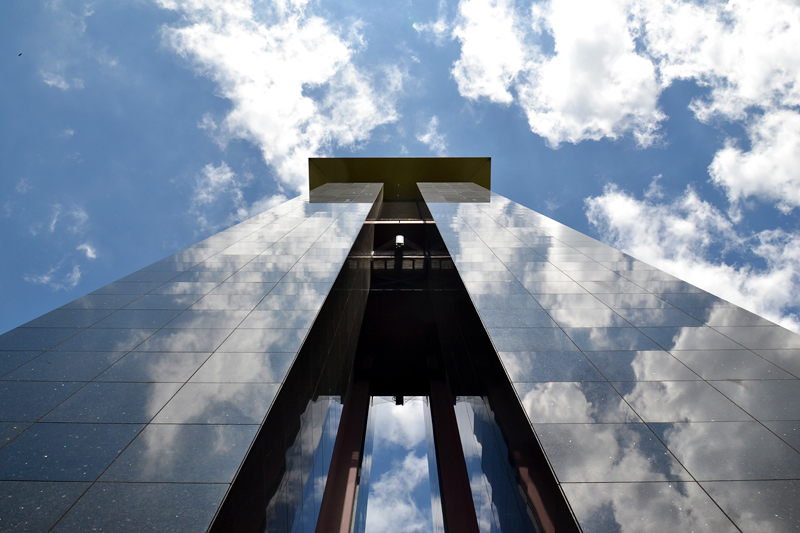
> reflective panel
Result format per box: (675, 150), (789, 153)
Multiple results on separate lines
(355, 397), (443, 533)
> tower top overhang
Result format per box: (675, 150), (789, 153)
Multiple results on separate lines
(309, 157), (491, 201)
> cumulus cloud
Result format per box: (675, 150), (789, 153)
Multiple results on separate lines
(446, 0), (800, 154)
(586, 185), (800, 332)
(451, 0), (526, 105)
(158, 0), (403, 192)
(416, 116), (448, 156)
(709, 110), (800, 215)
(25, 263), (82, 291)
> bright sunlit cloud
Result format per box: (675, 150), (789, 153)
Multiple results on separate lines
(158, 0), (404, 193)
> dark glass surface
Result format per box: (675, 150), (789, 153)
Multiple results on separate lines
(52, 328), (156, 352)
(100, 424), (257, 482)
(92, 281), (164, 295)
(658, 293), (734, 308)
(486, 328), (578, 351)
(120, 270), (181, 282)
(22, 309), (114, 328)
(585, 351), (699, 381)
(533, 423), (689, 481)
(712, 380), (800, 420)
(520, 281), (589, 294)
(763, 421), (800, 451)
(256, 294), (327, 310)
(216, 328), (308, 353)
(0, 481), (91, 532)
(190, 294), (265, 311)
(754, 350), (800, 376)
(209, 282), (276, 295)
(499, 352), (603, 381)
(43, 382), (181, 423)
(670, 350), (793, 379)
(612, 381), (752, 422)
(614, 308), (703, 327)
(516, 382), (638, 423)
(479, 309), (557, 328)
(469, 294), (542, 310)
(93, 309), (182, 329)
(683, 306), (776, 326)
(52, 482), (228, 532)
(190, 352), (294, 383)
(0, 351), (45, 377)
(593, 293), (674, 309)
(0, 328), (82, 351)
(237, 310), (317, 329)
(123, 294), (203, 310)
(548, 309), (631, 327)
(702, 480), (800, 533)
(650, 421), (800, 480)
(163, 310), (249, 329)
(134, 328), (232, 352)
(61, 294), (140, 310)
(531, 294), (608, 309)
(638, 326), (743, 350)
(96, 352), (211, 382)
(562, 482), (737, 533)
(0, 422), (30, 449)
(563, 327), (660, 351)
(0, 381), (83, 421)
(713, 326), (800, 350)
(152, 383), (279, 423)
(0, 423), (142, 480)
(171, 270), (234, 282)
(3, 351), (125, 381)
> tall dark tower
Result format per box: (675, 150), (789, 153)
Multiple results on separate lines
(1, 158), (799, 532)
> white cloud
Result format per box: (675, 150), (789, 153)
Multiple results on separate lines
(447, 0), (800, 153)
(15, 178), (31, 193)
(49, 204), (62, 233)
(190, 161), (251, 231)
(41, 71), (84, 90)
(413, 0), (451, 46)
(77, 242), (97, 259)
(61, 128), (75, 138)
(364, 452), (431, 533)
(709, 110), (800, 215)
(25, 263), (82, 291)
(585, 185), (800, 332)
(158, 0), (403, 192)
(416, 116), (448, 156)
(451, 0), (526, 105)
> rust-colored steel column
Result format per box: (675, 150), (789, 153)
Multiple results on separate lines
(316, 377), (371, 533)
(429, 379), (480, 533)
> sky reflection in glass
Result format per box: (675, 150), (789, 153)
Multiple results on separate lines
(356, 397), (443, 533)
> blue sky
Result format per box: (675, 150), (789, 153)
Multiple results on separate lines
(2, 0), (800, 335)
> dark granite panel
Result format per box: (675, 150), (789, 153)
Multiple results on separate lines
(191, 353), (294, 383)
(534, 423), (690, 482)
(712, 380), (800, 420)
(612, 381), (753, 422)
(702, 480), (800, 533)
(585, 351), (699, 381)
(0, 481), (90, 532)
(650, 421), (800, 480)
(101, 424), (257, 483)
(0, 423), (142, 481)
(52, 482), (228, 533)
(3, 352), (125, 381)
(516, 382), (638, 423)
(152, 383), (279, 424)
(0, 382), (83, 421)
(499, 352), (603, 382)
(96, 352), (211, 382)
(43, 382), (181, 423)
(562, 482), (737, 533)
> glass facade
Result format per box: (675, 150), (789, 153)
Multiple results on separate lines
(2, 163), (800, 532)
(420, 181), (800, 533)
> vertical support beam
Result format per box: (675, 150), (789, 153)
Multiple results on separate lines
(316, 377), (371, 533)
(429, 379), (480, 533)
